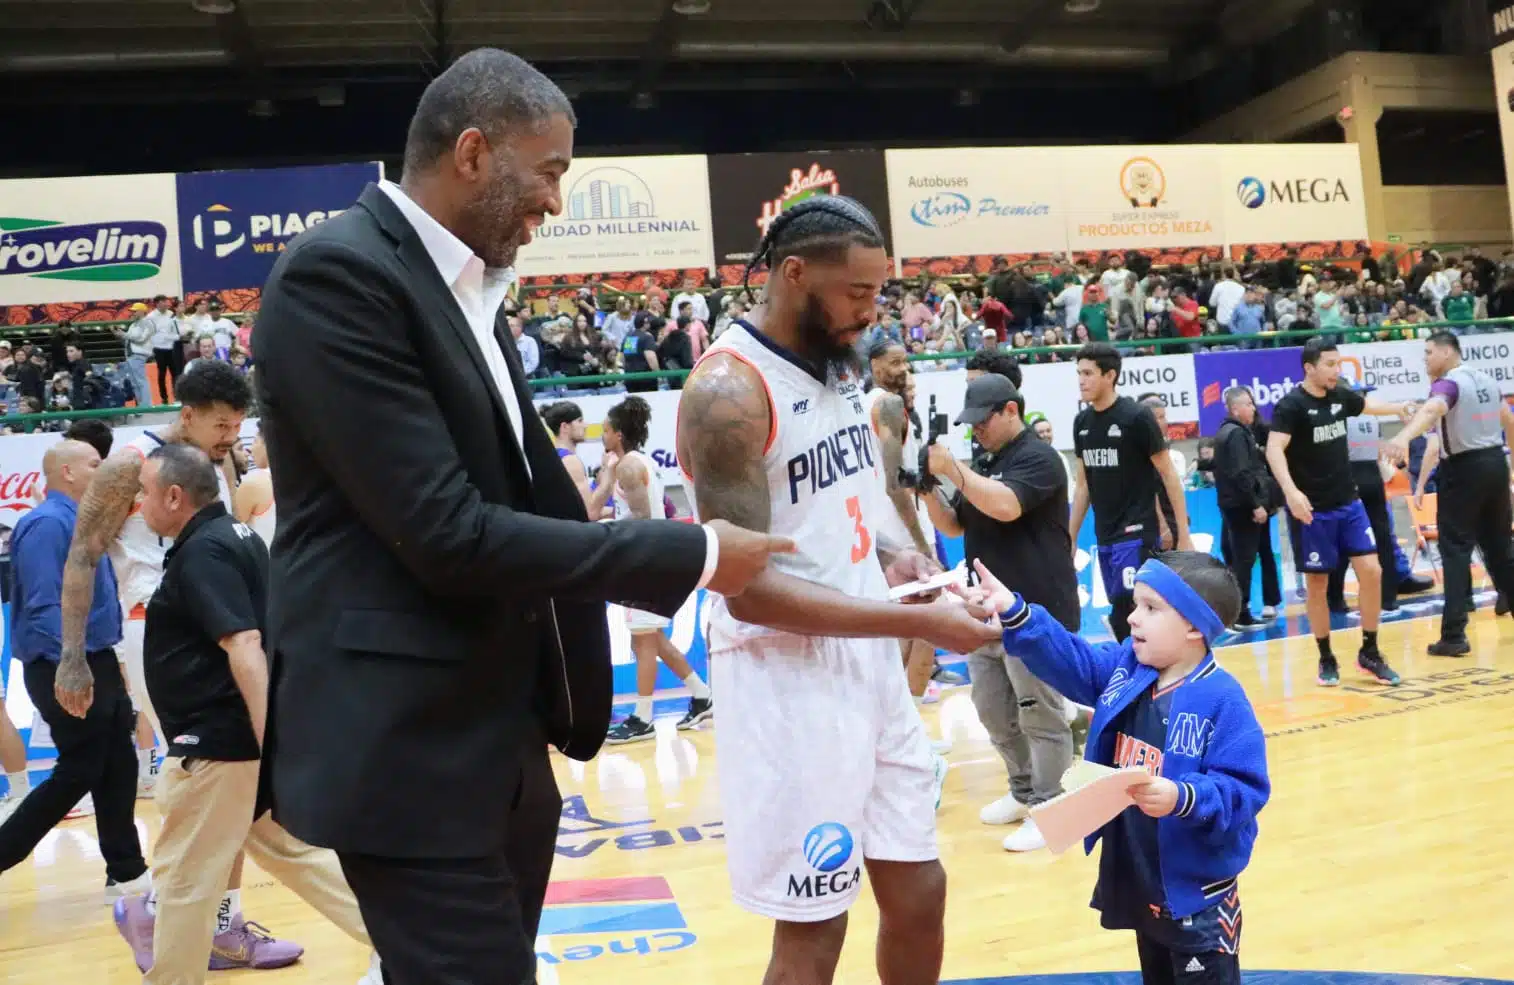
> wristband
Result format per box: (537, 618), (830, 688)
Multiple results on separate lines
(999, 592), (1030, 630)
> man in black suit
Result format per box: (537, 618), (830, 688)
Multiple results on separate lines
(253, 48), (790, 985)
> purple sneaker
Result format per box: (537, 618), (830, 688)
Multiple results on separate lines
(112, 895), (156, 972)
(209, 914), (304, 970)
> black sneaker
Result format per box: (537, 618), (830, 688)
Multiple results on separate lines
(1428, 637), (1471, 657)
(1397, 575), (1435, 596)
(1357, 649), (1402, 686)
(931, 665), (967, 687)
(1317, 656), (1340, 687)
(1232, 613), (1265, 630)
(605, 715), (656, 745)
(1498, 593), (1510, 616)
(676, 697), (714, 730)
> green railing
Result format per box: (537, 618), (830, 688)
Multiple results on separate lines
(0, 317), (1503, 428)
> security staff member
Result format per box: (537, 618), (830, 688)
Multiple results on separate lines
(111, 443), (379, 985)
(0, 441), (147, 895)
(1210, 387), (1280, 628)
(1385, 330), (1514, 656)
(922, 374), (1075, 854)
(1325, 399), (1399, 615)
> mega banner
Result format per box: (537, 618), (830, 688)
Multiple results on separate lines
(706, 151), (893, 270)
(884, 147), (1065, 259)
(1060, 145), (1226, 252)
(1219, 144), (1368, 246)
(514, 154), (715, 278)
(0, 173), (182, 306)
(176, 162), (381, 293)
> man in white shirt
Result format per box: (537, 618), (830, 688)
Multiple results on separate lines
(1208, 266), (1245, 332)
(141, 296), (183, 404)
(669, 276), (709, 324)
(509, 314), (539, 375)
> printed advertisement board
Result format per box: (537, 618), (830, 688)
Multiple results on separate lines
(1219, 145), (1369, 246)
(884, 147), (1066, 259)
(1061, 146), (1225, 252)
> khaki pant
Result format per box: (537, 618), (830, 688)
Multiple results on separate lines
(146, 757), (369, 985)
(966, 642), (1073, 807)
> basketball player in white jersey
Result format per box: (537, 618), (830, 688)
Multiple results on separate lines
(676, 196), (1001, 985)
(596, 395), (713, 744)
(53, 362), (307, 968)
(233, 423), (276, 545)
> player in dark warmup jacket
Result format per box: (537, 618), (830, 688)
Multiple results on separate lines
(972, 551), (1268, 985)
(1071, 344), (1192, 642)
(1265, 338), (1411, 688)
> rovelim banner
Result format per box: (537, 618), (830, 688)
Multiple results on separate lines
(706, 151), (893, 269)
(175, 162), (381, 293)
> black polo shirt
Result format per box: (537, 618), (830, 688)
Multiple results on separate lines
(953, 429), (1081, 632)
(144, 502), (267, 762)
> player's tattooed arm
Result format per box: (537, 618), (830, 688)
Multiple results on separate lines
(872, 392), (931, 553)
(617, 454), (655, 520)
(678, 355), (772, 534)
(55, 453), (142, 715)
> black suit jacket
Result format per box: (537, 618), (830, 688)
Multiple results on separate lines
(253, 184), (707, 858)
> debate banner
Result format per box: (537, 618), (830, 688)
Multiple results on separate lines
(1219, 144), (1369, 246)
(175, 162), (381, 293)
(514, 154), (715, 277)
(884, 147), (1067, 259)
(0, 173), (182, 306)
(706, 151), (893, 271)
(1061, 146), (1225, 252)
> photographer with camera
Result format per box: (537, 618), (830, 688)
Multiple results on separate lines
(921, 374), (1077, 853)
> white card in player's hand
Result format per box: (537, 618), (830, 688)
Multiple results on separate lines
(888, 565), (967, 602)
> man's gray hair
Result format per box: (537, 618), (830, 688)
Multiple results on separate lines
(148, 443), (221, 510)
(403, 48), (576, 176)
(1223, 385), (1254, 410)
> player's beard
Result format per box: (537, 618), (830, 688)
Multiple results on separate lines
(796, 293), (864, 384)
(459, 163), (531, 269)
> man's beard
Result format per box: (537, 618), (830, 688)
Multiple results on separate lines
(459, 167), (530, 269)
(796, 294), (864, 384)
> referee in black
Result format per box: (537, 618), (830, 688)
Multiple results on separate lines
(1385, 330), (1514, 655)
(921, 373), (1076, 853)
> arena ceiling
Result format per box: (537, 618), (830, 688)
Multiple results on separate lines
(0, 0), (1319, 105)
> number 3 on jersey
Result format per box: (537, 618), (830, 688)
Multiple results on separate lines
(846, 495), (872, 563)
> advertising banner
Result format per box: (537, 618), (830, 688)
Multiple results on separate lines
(1193, 346), (1308, 434)
(514, 155), (715, 277)
(706, 151), (893, 268)
(175, 162), (380, 293)
(1111, 353), (1200, 430)
(1219, 144), (1369, 246)
(1491, 2), (1514, 232)
(1338, 338), (1426, 403)
(0, 173), (182, 306)
(1061, 146), (1225, 252)
(884, 147), (1066, 259)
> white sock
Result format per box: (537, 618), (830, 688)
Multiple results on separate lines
(634, 696), (654, 723)
(683, 673), (711, 700)
(137, 747), (156, 777)
(216, 889), (241, 934)
(5, 770), (28, 799)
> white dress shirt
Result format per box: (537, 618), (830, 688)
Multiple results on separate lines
(378, 181), (719, 587)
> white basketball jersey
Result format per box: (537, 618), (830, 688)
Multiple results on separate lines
(612, 450), (663, 521)
(111, 430), (234, 610)
(690, 323), (891, 650)
(249, 499), (276, 547)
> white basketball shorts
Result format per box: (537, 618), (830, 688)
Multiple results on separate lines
(712, 632), (939, 923)
(624, 607), (672, 634)
(118, 614), (163, 741)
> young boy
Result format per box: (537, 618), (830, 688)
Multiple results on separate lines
(972, 552), (1269, 985)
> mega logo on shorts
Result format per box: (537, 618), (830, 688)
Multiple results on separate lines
(786, 822), (862, 900)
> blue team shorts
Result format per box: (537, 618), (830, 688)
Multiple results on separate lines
(1098, 537), (1153, 599)
(1289, 499), (1376, 573)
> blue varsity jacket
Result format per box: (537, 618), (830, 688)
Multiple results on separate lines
(1001, 603), (1271, 918)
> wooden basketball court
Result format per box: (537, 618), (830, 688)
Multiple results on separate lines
(3, 601), (1513, 985)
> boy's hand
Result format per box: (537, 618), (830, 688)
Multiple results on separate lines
(971, 559), (1027, 625)
(1129, 776), (1179, 818)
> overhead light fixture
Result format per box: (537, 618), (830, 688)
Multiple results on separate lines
(1064, 0), (1099, 12)
(631, 91), (656, 110)
(191, 0), (238, 13)
(671, 0), (711, 14)
(248, 98), (276, 118)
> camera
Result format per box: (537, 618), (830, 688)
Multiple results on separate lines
(898, 394), (950, 494)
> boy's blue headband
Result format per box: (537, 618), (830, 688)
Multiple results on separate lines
(1133, 559), (1225, 646)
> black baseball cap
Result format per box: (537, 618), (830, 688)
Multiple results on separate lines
(955, 373), (1022, 426)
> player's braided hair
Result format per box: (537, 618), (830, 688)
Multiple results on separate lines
(741, 195), (886, 297)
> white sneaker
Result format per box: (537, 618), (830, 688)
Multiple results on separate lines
(65, 794), (94, 820)
(1002, 818), (1046, 852)
(978, 792), (1030, 825)
(920, 680), (943, 705)
(0, 796), (20, 825)
(103, 869), (151, 905)
(357, 950), (383, 985)
(1261, 606), (1278, 619)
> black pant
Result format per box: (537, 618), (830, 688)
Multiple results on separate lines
(1135, 933), (1241, 985)
(338, 746), (561, 985)
(1325, 475), (1398, 613)
(1220, 509), (1281, 613)
(1437, 447), (1514, 641)
(153, 346), (183, 403)
(0, 650), (145, 883)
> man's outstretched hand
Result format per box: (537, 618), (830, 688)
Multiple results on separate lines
(706, 519), (797, 596)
